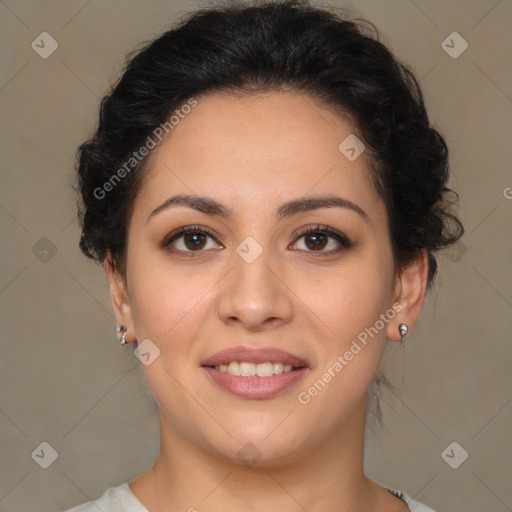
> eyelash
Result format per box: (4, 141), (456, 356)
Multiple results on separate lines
(162, 224), (352, 257)
(294, 225), (352, 254)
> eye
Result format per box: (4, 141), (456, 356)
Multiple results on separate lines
(291, 225), (352, 255)
(162, 225), (223, 254)
(162, 224), (352, 257)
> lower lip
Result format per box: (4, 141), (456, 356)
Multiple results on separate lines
(202, 366), (308, 399)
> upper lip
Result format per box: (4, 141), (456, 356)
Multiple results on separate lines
(201, 346), (308, 368)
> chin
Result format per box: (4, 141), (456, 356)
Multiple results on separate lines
(207, 425), (310, 469)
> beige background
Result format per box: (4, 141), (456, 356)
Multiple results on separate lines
(1, 1), (511, 511)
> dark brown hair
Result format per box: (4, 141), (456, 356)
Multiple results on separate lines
(76, 0), (464, 290)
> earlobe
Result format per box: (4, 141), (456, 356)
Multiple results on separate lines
(104, 252), (136, 342)
(386, 249), (429, 341)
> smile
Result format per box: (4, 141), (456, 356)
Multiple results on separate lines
(202, 363), (308, 399)
(201, 346), (309, 399)
(213, 361), (295, 377)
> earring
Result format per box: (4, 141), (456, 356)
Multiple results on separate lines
(399, 323), (408, 351)
(117, 325), (128, 345)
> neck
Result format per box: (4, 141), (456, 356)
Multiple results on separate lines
(131, 398), (384, 512)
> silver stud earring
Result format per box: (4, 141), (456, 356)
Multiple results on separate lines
(117, 325), (128, 345)
(399, 323), (408, 351)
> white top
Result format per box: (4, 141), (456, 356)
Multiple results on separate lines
(63, 482), (437, 511)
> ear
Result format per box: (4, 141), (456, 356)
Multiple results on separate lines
(104, 252), (136, 343)
(385, 249), (429, 342)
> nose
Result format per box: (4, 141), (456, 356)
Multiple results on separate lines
(216, 244), (294, 332)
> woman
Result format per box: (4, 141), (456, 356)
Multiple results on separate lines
(66, 1), (463, 510)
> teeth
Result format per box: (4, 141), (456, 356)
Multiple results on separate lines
(215, 361), (296, 376)
(240, 362), (256, 377)
(273, 362), (284, 375)
(226, 362), (240, 375)
(255, 362), (273, 377)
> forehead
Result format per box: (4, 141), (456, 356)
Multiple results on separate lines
(132, 91), (384, 223)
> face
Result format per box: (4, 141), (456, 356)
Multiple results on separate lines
(112, 91), (407, 465)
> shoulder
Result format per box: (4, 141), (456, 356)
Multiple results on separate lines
(62, 482), (148, 512)
(386, 487), (438, 512)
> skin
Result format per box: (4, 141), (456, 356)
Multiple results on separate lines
(105, 91), (428, 512)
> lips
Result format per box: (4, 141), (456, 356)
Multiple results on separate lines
(201, 346), (308, 368)
(201, 346), (309, 399)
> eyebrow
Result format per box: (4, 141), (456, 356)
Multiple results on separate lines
(146, 194), (370, 225)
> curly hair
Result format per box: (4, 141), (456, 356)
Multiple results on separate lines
(76, 0), (464, 291)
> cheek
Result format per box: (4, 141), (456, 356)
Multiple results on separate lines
(127, 248), (225, 368)
(291, 250), (394, 407)
(294, 271), (390, 422)
(297, 255), (394, 343)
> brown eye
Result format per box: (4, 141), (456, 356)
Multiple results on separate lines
(303, 232), (328, 251)
(292, 225), (352, 254)
(182, 232), (207, 250)
(163, 226), (223, 254)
